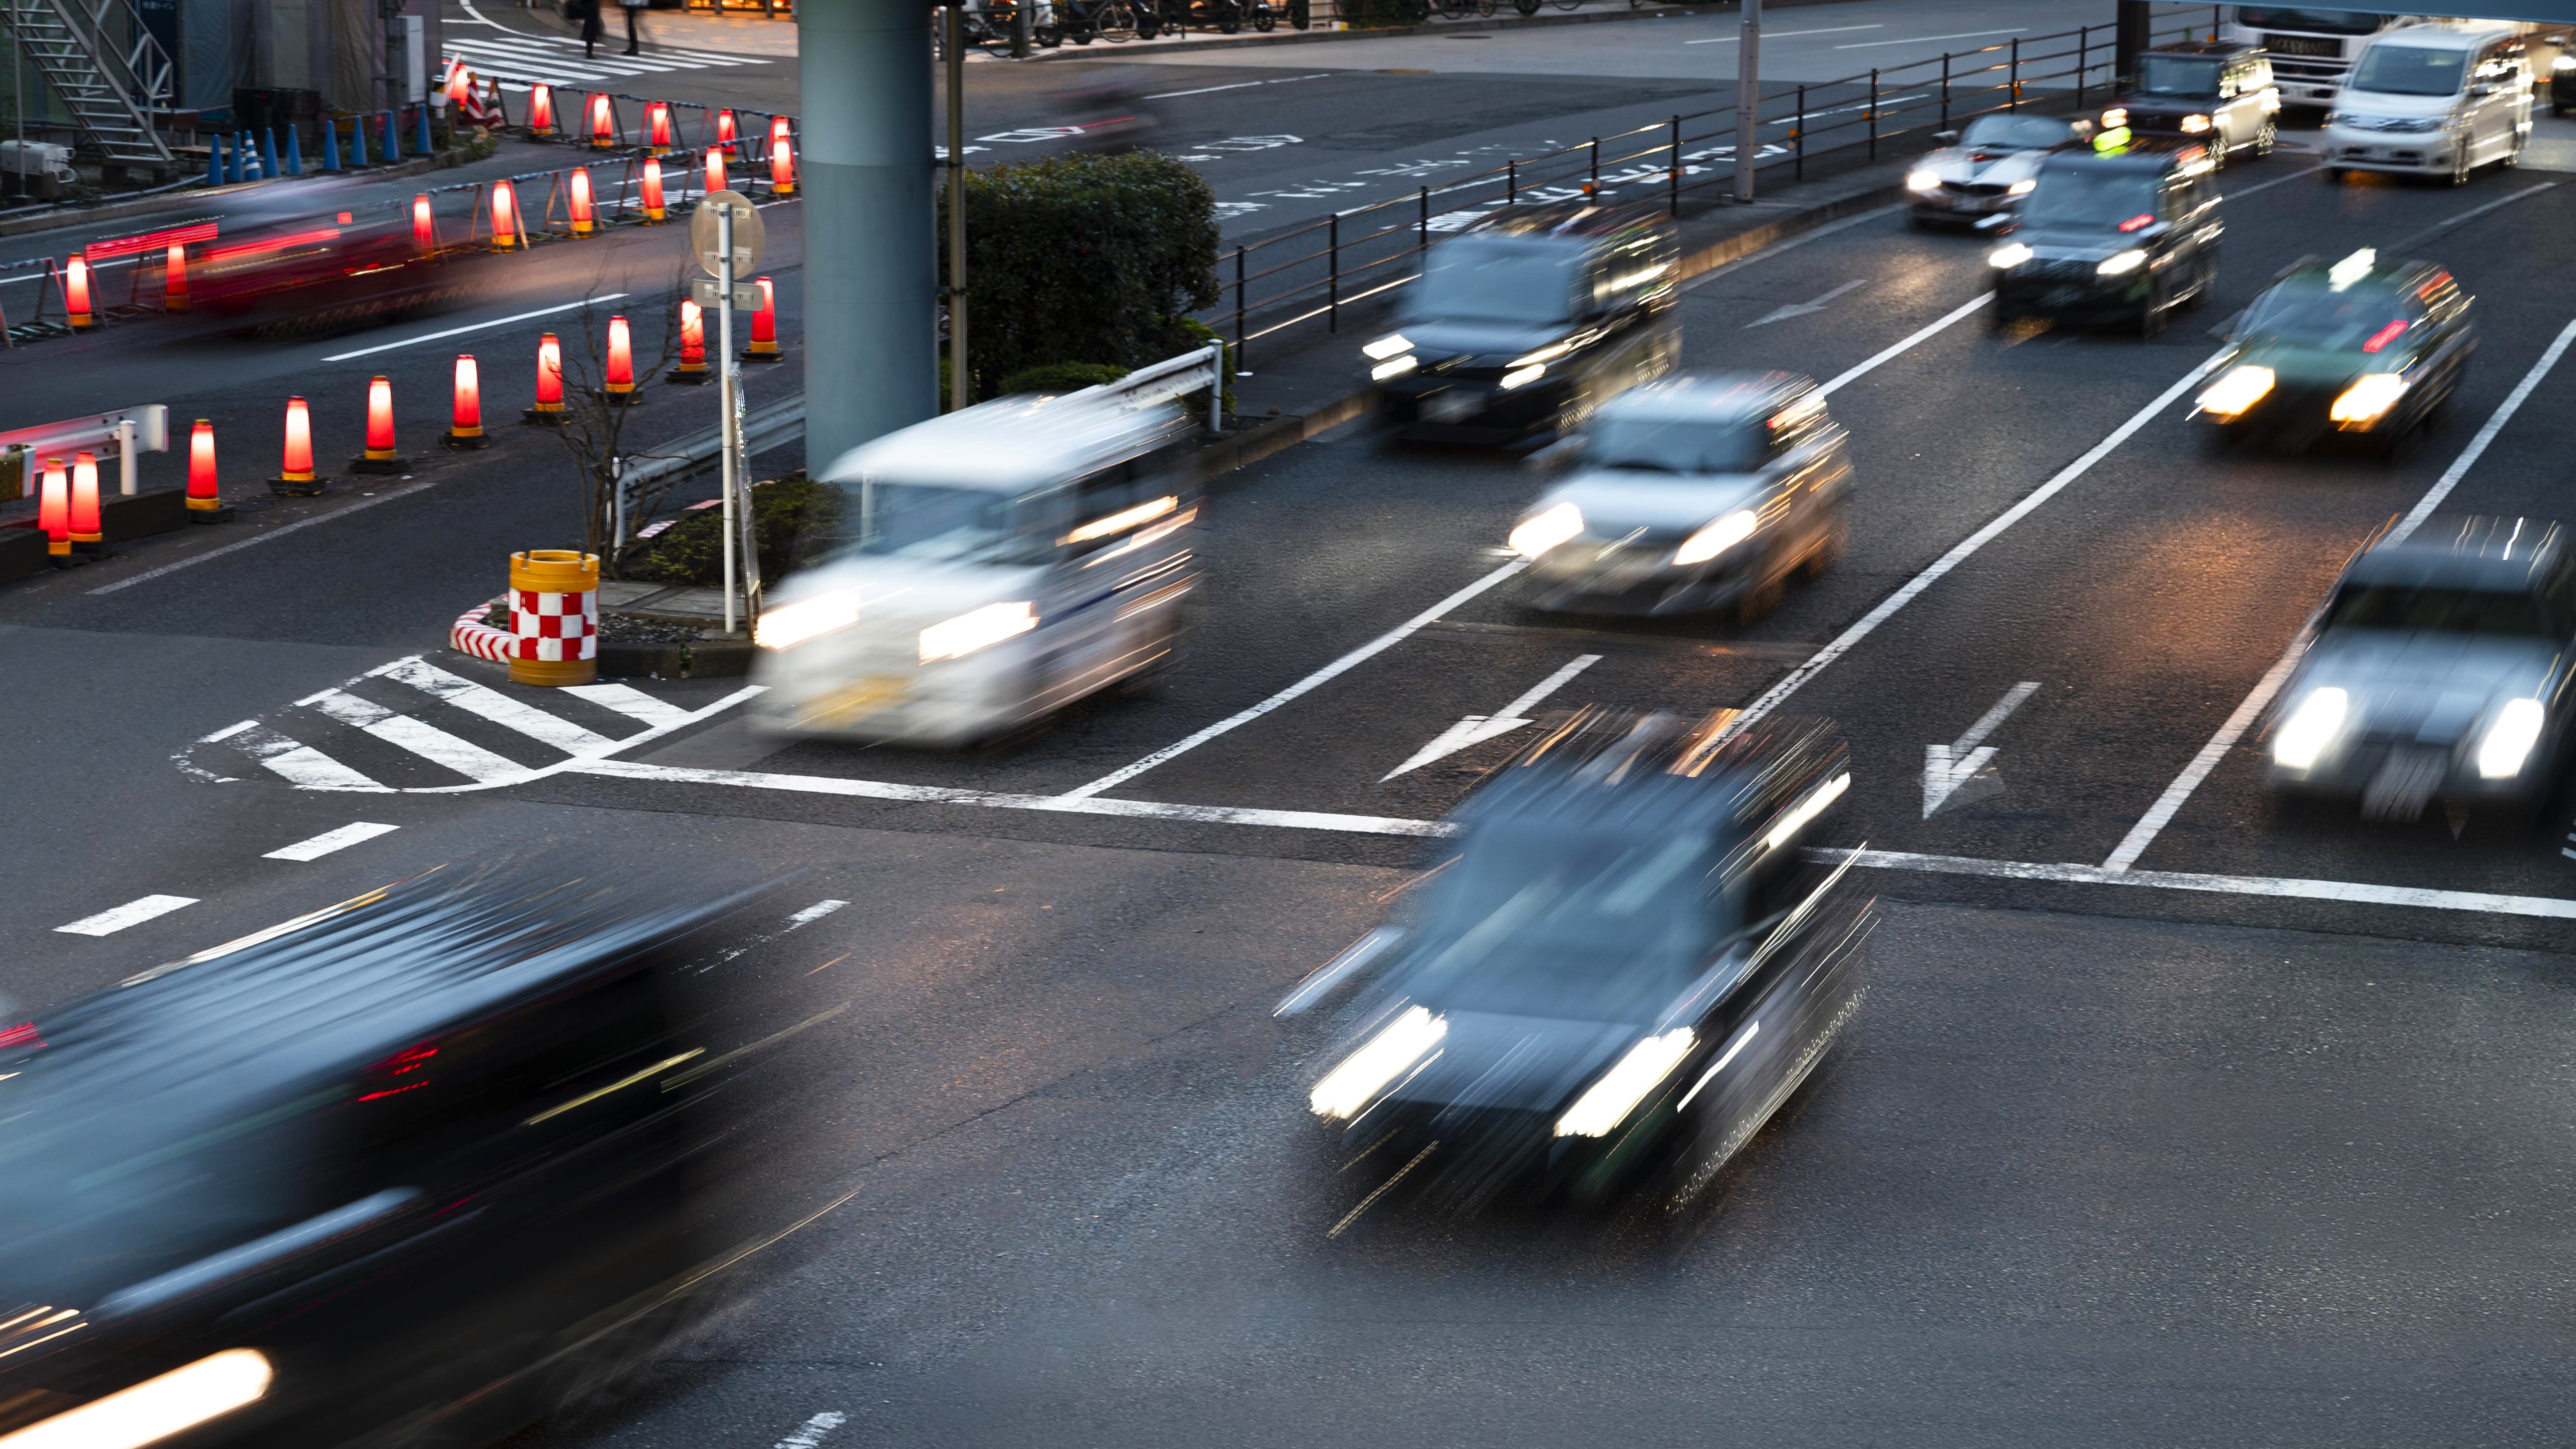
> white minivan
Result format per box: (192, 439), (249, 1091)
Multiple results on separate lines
(2323, 22), (2533, 183)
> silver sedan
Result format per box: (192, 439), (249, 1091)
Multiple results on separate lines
(1906, 112), (2096, 227)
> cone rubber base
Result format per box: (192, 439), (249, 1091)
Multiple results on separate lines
(741, 350), (785, 364)
(187, 503), (234, 523)
(602, 389), (642, 408)
(350, 456), (410, 474)
(269, 475), (330, 497)
(522, 408), (569, 426)
(665, 367), (711, 385)
(442, 430), (492, 450)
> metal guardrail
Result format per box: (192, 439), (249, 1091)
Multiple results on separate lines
(1071, 340), (1224, 429)
(1208, 5), (2225, 367)
(0, 401), (167, 496)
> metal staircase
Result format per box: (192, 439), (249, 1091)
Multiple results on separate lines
(0, 0), (174, 171)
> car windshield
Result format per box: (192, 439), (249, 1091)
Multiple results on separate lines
(1588, 414), (1767, 473)
(1410, 235), (1584, 325)
(2020, 168), (2160, 230)
(837, 481), (1054, 564)
(2324, 583), (2564, 638)
(2347, 45), (2466, 96)
(2137, 55), (2226, 97)
(1397, 821), (1728, 1023)
(2234, 8), (2384, 34)
(1958, 115), (2071, 150)
(2241, 280), (2415, 350)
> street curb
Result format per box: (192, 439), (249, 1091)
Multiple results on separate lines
(1018, 0), (1861, 60)
(0, 144), (496, 245)
(597, 636), (754, 679)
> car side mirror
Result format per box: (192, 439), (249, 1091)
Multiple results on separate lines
(1932, 129), (1957, 144)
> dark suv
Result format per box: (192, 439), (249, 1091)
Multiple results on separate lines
(1989, 141), (2224, 335)
(1365, 198), (1679, 443)
(2119, 41), (2280, 164)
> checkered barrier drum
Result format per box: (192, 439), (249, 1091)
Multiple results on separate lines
(513, 587), (597, 663)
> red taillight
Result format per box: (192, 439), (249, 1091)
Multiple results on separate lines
(2361, 319), (2409, 354)
(2117, 213), (2154, 232)
(355, 1042), (436, 1101)
(0, 1021), (42, 1050)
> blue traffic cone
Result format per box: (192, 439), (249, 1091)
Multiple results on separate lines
(260, 127), (280, 179)
(415, 104), (431, 155)
(381, 110), (400, 162)
(283, 125), (303, 176)
(351, 114), (368, 167)
(204, 134), (223, 186)
(324, 117), (343, 171)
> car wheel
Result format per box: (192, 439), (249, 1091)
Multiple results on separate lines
(2137, 287), (2167, 339)
(2503, 127), (2528, 168)
(1802, 514), (1847, 579)
(2449, 141), (2473, 186)
(2323, 166), (2347, 184)
(1736, 565), (1785, 625)
(2254, 118), (2277, 158)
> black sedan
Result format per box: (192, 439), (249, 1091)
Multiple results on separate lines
(1283, 709), (1871, 1211)
(1989, 141), (2222, 335)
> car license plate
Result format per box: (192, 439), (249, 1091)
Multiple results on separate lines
(805, 674), (911, 728)
(1423, 389), (1485, 423)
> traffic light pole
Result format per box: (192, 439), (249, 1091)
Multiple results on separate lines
(799, 0), (938, 472)
(946, 2), (969, 411)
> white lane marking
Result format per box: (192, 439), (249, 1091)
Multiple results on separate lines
(1686, 23), (1882, 43)
(321, 294), (630, 362)
(1745, 277), (1867, 329)
(1731, 347), (2229, 734)
(300, 687), (529, 784)
(2391, 180), (2557, 254)
(369, 656), (616, 753)
(1062, 560), (1528, 799)
(2221, 164), (2323, 201)
(57, 895), (198, 937)
(1149, 71), (1328, 98)
(1816, 291), (1992, 397)
(784, 900), (847, 929)
(2100, 651), (2300, 872)
(89, 481), (436, 596)
(1680, 203), (1904, 293)
(560, 682), (696, 728)
(2389, 314), (2576, 543)
(1922, 680), (2039, 818)
(1275, 926), (1402, 1017)
(1676, 1019), (1757, 1108)
(1381, 653), (1599, 780)
(1837, 27), (2026, 48)
(216, 719), (392, 791)
(2100, 314), (2576, 870)
(377, 686), (765, 793)
(1836, 848), (2576, 921)
(771, 1410), (848, 1449)
(574, 759), (1462, 837)
(263, 821), (400, 861)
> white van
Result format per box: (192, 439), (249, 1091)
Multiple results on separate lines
(2322, 22), (2533, 183)
(750, 392), (1200, 747)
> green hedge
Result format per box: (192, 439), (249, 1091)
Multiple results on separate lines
(622, 474), (843, 587)
(941, 151), (1220, 399)
(997, 362), (1131, 396)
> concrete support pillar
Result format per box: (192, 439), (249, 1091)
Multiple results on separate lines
(2113, 1), (2151, 91)
(799, 0), (936, 473)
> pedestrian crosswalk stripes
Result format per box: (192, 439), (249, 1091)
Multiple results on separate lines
(442, 32), (773, 90)
(181, 656), (762, 794)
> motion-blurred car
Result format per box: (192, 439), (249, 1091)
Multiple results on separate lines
(1506, 372), (1850, 621)
(186, 184), (496, 336)
(2322, 22), (2532, 184)
(752, 389), (1200, 747)
(2117, 41), (2281, 162)
(1364, 198), (1678, 443)
(2193, 248), (2473, 455)
(1904, 113), (2094, 227)
(1988, 140), (2221, 335)
(0, 867), (763, 1448)
(1284, 708), (1868, 1209)
(2265, 515), (2575, 820)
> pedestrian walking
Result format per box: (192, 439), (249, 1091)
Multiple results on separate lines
(570, 0), (603, 58)
(620, 0), (647, 56)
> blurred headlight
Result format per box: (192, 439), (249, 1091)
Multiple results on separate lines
(1499, 363), (1546, 390)
(1906, 168), (1941, 192)
(1509, 501), (1584, 558)
(1988, 242), (2032, 269)
(918, 601), (1035, 663)
(2097, 249), (2148, 277)
(0, 1349), (272, 1449)
(1673, 509), (1759, 566)
(2556, 53), (2576, 69)
(2272, 687), (2349, 770)
(2391, 116), (2444, 133)
(2101, 107), (2128, 129)
(1556, 1028), (1694, 1138)
(2476, 698), (2546, 779)
(1371, 355), (1418, 381)
(1512, 340), (1575, 368)
(753, 590), (861, 650)
(2196, 364), (2276, 420)
(2330, 373), (2409, 425)
(2180, 113), (2212, 133)
(2008, 177), (2037, 196)
(2323, 109), (2344, 125)
(1310, 1005), (1445, 1120)
(1362, 333), (1413, 360)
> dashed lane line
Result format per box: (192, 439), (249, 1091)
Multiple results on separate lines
(1833, 848), (2576, 922)
(263, 822), (401, 861)
(320, 295), (631, 363)
(57, 895), (198, 937)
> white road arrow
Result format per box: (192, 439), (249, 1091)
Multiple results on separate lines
(1923, 681), (2040, 818)
(1744, 278), (1867, 329)
(1382, 655), (1601, 781)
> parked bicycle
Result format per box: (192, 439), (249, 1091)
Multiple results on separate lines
(1055, 0), (1138, 40)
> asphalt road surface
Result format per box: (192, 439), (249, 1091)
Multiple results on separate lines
(12, 4), (2576, 1445)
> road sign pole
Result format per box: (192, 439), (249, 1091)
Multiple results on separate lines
(720, 201), (737, 637)
(1734, 0), (1760, 202)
